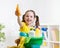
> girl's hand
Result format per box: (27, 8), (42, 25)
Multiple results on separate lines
(15, 4), (21, 16)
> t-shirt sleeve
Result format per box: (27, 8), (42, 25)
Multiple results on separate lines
(19, 22), (25, 31)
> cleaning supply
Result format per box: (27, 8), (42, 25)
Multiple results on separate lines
(41, 27), (48, 46)
(29, 28), (35, 37)
(35, 28), (41, 37)
(15, 4), (21, 16)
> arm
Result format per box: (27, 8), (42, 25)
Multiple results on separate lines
(15, 4), (23, 27)
(17, 16), (23, 27)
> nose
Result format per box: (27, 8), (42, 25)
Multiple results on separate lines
(28, 16), (30, 19)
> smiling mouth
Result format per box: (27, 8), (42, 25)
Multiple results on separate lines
(27, 20), (31, 22)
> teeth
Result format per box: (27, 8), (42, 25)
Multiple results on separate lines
(27, 20), (30, 21)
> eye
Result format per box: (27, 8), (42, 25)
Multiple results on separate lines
(30, 16), (32, 18)
(26, 15), (29, 17)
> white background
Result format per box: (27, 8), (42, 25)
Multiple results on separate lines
(0, 0), (60, 48)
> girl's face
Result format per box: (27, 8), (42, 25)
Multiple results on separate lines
(24, 12), (35, 25)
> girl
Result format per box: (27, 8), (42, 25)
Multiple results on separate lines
(15, 15), (42, 48)
(15, 10), (36, 48)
